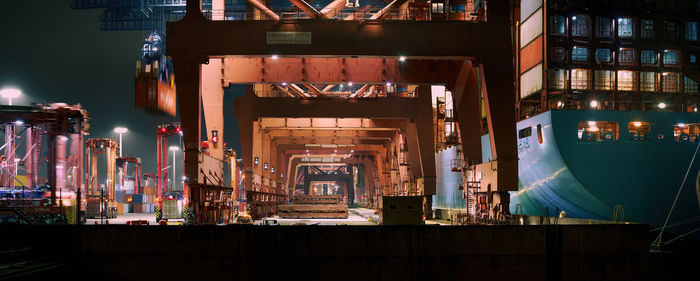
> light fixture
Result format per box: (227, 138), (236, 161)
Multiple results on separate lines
(282, 82), (287, 86)
(14, 120), (23, 126)
(169, 146), (179, 151)
(658, 102), (667, 109)
(264, 162), (268, 170)
(633, 122), (642, 127)
(589, 126), (600, 132)
(587, 121), (596, 126)
(271, 55), (279, 60)
(572, 16), (577, 20)
(557, 101), (563, 108)
(254, 157), (259, 166)
(399, 56), (406, 62)
(114, 127), (129, 157)
(386, 82), (392, 87)
(0, 88), (22, 105)
(348, 82), (353, 86)
(590, 100), (599, 108)
(271, 167), (275, 174)
(678, 123), (687, 128)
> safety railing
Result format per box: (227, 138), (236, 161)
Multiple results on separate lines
(202, 8), (484, 22)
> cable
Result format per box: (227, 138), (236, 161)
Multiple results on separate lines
(653, 138), (700, 248)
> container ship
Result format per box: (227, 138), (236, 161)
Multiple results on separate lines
(435, 0), (700, 231)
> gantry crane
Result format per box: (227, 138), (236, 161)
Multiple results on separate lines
(155, 122), (186, 220)
(85, 138), (119, 219)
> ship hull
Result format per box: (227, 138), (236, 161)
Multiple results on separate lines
(434, 110), (700, 229)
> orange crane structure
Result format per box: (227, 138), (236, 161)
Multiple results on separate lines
(164, 0), (516, 223)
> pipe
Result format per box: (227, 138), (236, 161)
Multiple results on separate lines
(246, 0), (280, 21)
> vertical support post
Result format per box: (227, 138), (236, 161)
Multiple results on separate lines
(234, 85), (257, 202)
(25, 127), (33, 187)
(415, 86), (436, 218)
(48, 134), (57, 205)
(56, 136), (67, 190)
(173, 57), (203, 187)
(451, 61), (482, 164)
(201, 57), (225, 161)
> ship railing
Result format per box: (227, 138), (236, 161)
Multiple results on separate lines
(201, 8), (483, 22)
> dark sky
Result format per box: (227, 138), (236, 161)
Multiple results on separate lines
(0, 1), (242, 175)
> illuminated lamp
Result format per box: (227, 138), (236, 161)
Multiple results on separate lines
(211, 130), (218, 143)
(254, 157), (259, 166)
(632, 122), (642, 127)
(590, 100), (599, 108)
(264, 162), (268, 170)
(658, 102), (667, 109)
(399, 56), (406, 62)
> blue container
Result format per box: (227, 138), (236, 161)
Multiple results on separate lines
(116, 191), (125, 203)
(132, 194), (144, 204)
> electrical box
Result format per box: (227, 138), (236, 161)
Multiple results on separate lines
(381, 196), (424, 225)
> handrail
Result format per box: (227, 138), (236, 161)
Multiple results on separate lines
(201, 8), (483, 22)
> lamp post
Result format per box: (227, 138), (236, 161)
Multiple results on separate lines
(114, 127), (128, 157)
(0, 88), (21, 105)
(169, 146), (179, 191)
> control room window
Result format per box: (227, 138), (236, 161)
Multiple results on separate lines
(641, 19), (655, 39)
(518, 127), (532, 139)
(431, 2), (444, 13)
(548, 69), (568, 90)
(617, 70), (637, 91)
(617, 17), (635, 39)
(595, 48), (612, 64)
(641, 50), (657, 65)
(665, 21), (679, 40)
(571, 46), (589, 62)
(595, 16), (614, 38)
(674, 123), (700, 142)
(550, 15), (567, 35)
(628, 121), (650, 141)
(663, 50), (680, 66)
(578, 121), (619, 142)
(618, 48), (636, 66)
(686, 22), (698, 41)
(594, 70), (614, 91)
(551, 47), (567, 63)
(571, 69), (591, 91)
(686, 77), (699, 94)
(640, 72), (658, 92)
(571, 15), (591, 37)
(662, 72), (681, 93)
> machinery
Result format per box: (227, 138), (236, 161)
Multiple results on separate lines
(116, 156), (142, 194)
(85, 138), (119, 219)
(278, 195), (348, 219)
(0, 103), (90, 224)
(155, 122), (187, 220)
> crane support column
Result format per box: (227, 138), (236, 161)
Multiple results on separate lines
(173, 58), (203, 185)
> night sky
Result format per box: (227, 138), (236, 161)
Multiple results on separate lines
(0, 1), (242, 176)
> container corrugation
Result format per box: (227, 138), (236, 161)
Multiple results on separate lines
(116, 191), (125, 203)
(123, 203), (130, 214)
(132, 194), (144, 204)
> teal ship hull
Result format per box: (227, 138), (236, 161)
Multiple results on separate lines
(434, 110), (700, 228)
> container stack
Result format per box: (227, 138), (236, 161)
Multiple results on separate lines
(112, 185), (158, 214)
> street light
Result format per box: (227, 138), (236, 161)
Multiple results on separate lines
(0, 88), (21, 105)
(114, 127), (128, 157)
(169, 146), (179, 191)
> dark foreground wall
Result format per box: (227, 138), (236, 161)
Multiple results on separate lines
(0, 224), (649, 281)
